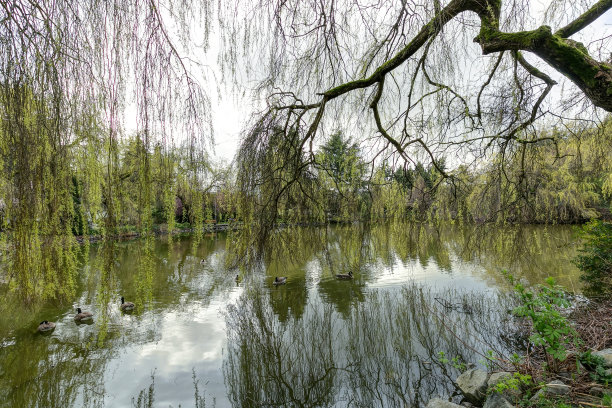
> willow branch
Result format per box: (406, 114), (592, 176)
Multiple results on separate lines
(319, 0), (467, 99)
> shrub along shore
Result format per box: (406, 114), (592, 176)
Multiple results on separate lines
(427, 221), (612, 408)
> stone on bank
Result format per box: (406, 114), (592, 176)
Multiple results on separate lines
(425, 398), (463, 408)
(456, 368), (489, 404)
(530, 380), (570, 402)
(483, 392), (513, 408)
(487, 371), (521, 402)
(592, 349), (612, 368)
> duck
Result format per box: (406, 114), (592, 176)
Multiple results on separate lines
(37, 320), (56, 333)
(335, 270), (353, 280)
(273, 276), (287, 285)
(120, 296), (135, 312)
(74, 307), (93, 322)
(235, 274), (241, 283)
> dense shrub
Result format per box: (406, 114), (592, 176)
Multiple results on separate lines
(574, 220), (612, 297)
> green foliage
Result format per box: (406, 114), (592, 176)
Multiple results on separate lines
(437, 351), (467, 372)
(0, 87), (224, 303)
(532, 399), (571, 408)
(580, 351), (612, 385)
(491, 372), (532, 395)
(509, 352), (524, 366)
(316, 130), (367, 220)
(574, 220), (612, 297)
(319, 131), (364, 187)
(479, 350), (499, 370)
(0, 83), (79, 302)
(515, 385), (572, 408)
(507, 273), (580, 363)
(434, 120), (612, 224)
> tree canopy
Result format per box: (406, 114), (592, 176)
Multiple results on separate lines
(229, 0), (612, 238)
(1, 0), (612, 297)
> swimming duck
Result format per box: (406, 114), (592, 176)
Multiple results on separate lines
(74, 307), (93, 322)
(235, 274), (241, 283)
(38, 320), (56, 333)
(335, 271), (353, 280)
(273, 276), (287, 285)
(120, 296), (135, 312)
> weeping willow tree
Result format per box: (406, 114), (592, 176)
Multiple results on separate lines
(0, 1), (213, 303)
(423, 118), (612, 223)
(222, 0), (612, 257)
(2, 0), (611, 297)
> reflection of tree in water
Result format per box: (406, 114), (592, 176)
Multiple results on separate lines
(224, 291), (340, 407)
(346, 286), (523, 407)
(0, 225), (581, 407)
(383, 222), (452, 272)
(342, 222), (579, 288)
(0, 233), (235, 408)
(0, 322), (122, 407)
(0, 241), (127, 407)
(269, 277), (308, 322)
(105, 233), (233, 310)
(316, 225), (373, 317)
(131, 369), (214, 408)
(224, 285), (523, 407)
(262, 228), (328, 322)
(229, 221), (576, 293)
(449, 224), (580, 288)
(94, 240), (118, 347)
(317, 277), (365, 319)
(135, 236), (155, 309)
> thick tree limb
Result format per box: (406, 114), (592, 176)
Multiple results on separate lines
(555, 0), (612, 38)
(472, 1), (612, 111)
(320, 0), (468, 99)
(316, 0), (612, 112)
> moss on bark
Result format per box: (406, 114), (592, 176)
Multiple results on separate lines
(474, 9), (612, 111)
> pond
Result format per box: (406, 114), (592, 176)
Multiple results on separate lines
(0, 223), (581, 407)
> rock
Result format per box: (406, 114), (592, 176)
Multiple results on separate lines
(426, 398), (463, 408)
(460, 402), (474, 407)
(456, 369), (489, 404)
(483, 393), (514, 408)
(487, 372), (522, 402)
(487, 372), (512, 388)
(530, 380), (570, 402)
(544, 380), (570, 396)
(593, 349), (612, 368)
(589, 386), (607, 397)
(605, 368), (612, 376)
(530, 389), (545, 402)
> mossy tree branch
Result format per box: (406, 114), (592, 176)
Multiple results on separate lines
(320, 0), (469, 99)
(316, 0), (612, 112)
(555, 0), (612, 38)
(473, 1), (612, 111)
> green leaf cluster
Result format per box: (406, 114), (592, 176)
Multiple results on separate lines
(574, 220), (612, 297)
(437, 351), (467, 372)
(580, 351), (612, 385)
(491, 372), (532, 395)
(508, 274), (580, 363)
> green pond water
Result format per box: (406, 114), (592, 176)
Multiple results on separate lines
(0, 223), (582, 407)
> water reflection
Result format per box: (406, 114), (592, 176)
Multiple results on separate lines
(0, 223), (580, 407)
(224, 285), (522, 407)
(224, 292), (339, 407)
